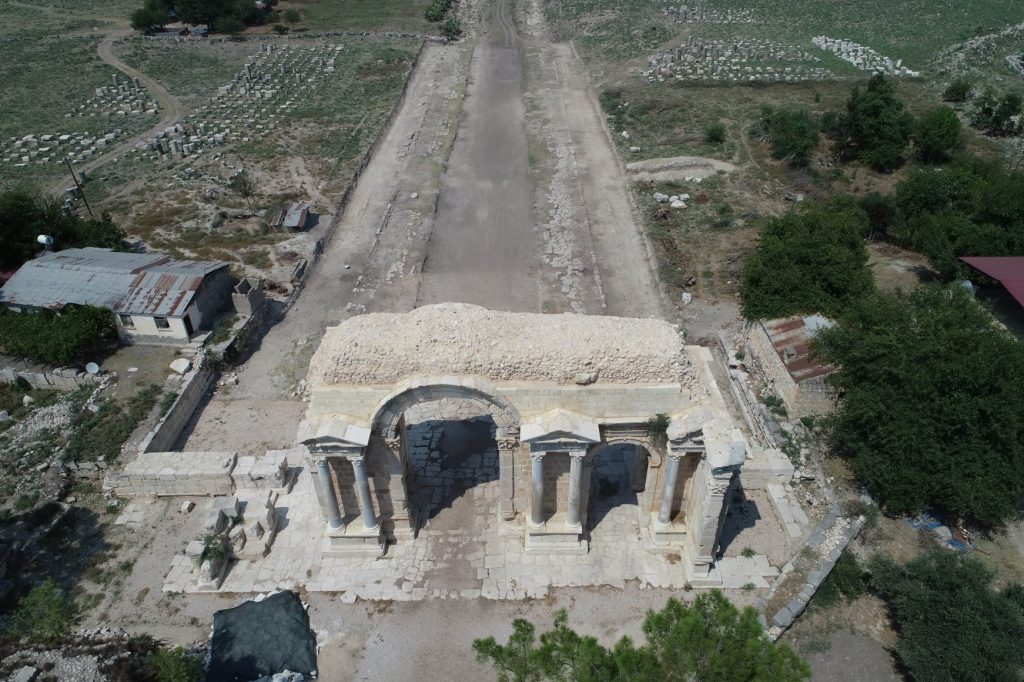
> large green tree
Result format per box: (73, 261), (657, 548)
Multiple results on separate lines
(0, 189), (125, 270)
(815, 284), (1024, 527)
(912, 106), (963, 163)
(739, 197), (874, 319)
(756, 107), (820, 167)
(836, 74), (913, 171)
(473, 592), (810, 682)
(870, 550), (1024, 682)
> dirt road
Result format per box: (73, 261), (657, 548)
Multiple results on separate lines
(48, 31), (186, 194)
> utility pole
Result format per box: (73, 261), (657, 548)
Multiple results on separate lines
(65, 158), (95, 219)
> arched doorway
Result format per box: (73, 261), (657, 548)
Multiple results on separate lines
(585, 442), (652, 540)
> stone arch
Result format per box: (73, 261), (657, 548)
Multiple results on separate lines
(370, 375), (521, 440)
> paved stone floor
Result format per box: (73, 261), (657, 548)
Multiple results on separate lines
(164, 420), (781, 598)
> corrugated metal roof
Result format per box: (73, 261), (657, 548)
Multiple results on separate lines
(0, 248), (227, 318)
(960, 256), (1024, 309)
(762, 316), (837, 384)
(283, 202), (309, 229)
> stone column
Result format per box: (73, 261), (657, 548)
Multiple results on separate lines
(529, 452), (545, 529)
(497, 435), (519, 521)
(351, 455), (379, 532)
(655, 453), (683, 530)
(566, 451), (585, 531)
(313, 457), (344, 533)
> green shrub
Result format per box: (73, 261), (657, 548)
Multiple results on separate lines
(645, 413), (670, 435)
(9, 578), (76, 643)
(425, 0), (453, 22)
(755, 107), (819, 167)
(870, 550), (1024, 681)
(146, 646), (204, 682)
(942, 77), (973, 103)
(970, 88), (1022, 136)
(272, 23), (288, 34)
(703, 122), (727, 145)
(739, 197), (874, 319)
(440, 16), (462, 40)
(0, 306), (116, 365)
(283, 8), (300, 24)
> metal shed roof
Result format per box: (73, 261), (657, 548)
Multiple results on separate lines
(0, 248), (228, 318)
(960, 256), (1024, 310)
(762, 316), (837, 384)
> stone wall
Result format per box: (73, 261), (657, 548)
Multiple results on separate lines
(138, 356), (215, 453)
(0, 366), (99, 391)
(108, 451), (236, 496)
(787, 375), (835, 418)
(745, 323), (799, 407)
(542, 454), (571, 515)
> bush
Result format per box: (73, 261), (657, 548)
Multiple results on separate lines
(835, 74), (913, 172)
(815, 552), (868, 607)
(859, 191), (897, 239)
(272, 23), (288, 34)
(440, 16), (462, 40)
(703, 122), (726, 145)
(755, 107), (819, 167)
(283, 8), (300, 24)
(739, 197), (874, 319)
(870, 550), (1024, 681)
(970, 89), (1022, 136)
(0, 306), (116, 365)
(146, 646), (204, 682)
(912, 106), (963, 163)
(815, 285), (1024, 528)
(425, 0), (453, 22)
(942, 77), (973, 103)
(213, 15), (245, 35)
(9, 579), (76, 643)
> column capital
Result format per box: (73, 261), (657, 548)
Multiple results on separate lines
(312, 456), (330, 468)
(496, 437), (519, 451)
(530, 451), (546, 463)
(383, 437), (402, 454)
(349, 454), (366, 467)
(569, 450), (587, 461)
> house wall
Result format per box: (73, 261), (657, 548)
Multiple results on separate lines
(191, 268), (233, 329)
(117, 314), (190, 340)
(745, 323), (799, 410)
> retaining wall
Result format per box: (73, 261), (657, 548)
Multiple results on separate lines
(0, 366), (99, 391)
(109, 451), (236, 497)
(138, 357), (216, 453)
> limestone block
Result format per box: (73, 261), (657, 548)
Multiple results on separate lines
(204, 509), (227, 534)
(185, 540), (205, 566)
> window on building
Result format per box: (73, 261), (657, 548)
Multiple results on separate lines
(154, 316), (170, 330)
(119, 314), (135, 329)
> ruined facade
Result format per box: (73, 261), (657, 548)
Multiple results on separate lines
(297, 304), (747, 582)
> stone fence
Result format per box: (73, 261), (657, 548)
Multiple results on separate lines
(759, 500), (866, 640)
(0, 365), (99, 391)
(136, 29), (444, 45)
(137, 356), (216, 454)
(285, 39), (429, 311)
(108, 451), (237, 497)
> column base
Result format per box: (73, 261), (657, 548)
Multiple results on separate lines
(646, 511), (687, 551)
(323, 523), (386, 557)
(525, 513), (586, 554)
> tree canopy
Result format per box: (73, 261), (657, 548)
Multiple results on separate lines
(0, 189), (125, 270)
(755, 107), (819, 167)
(870, 550), (1024, 682)
(0, 306), (117, 365)
(814, 284), (1024, 528)
(473, 592), (810, 682)
(912, 106), (963, 163)
(739, 197), (874, 319)
(836, 74), (913, 172)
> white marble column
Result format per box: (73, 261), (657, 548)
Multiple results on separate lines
(351, 455), (379, 532)
(529, 452), (545, 529)
(313, 457), (344, 533)
(655, 453), (683, 530)
(566, 451), (585, 531)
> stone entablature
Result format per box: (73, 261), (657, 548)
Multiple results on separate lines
(297, 305), (746, 582)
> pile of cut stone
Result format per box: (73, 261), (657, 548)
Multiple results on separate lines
(644, 36), (832, 83)
(654, 191), (691, 209)
(662, 4), (756, 24)
(132, 42), (345, 164)
(812, 37), (919, 77)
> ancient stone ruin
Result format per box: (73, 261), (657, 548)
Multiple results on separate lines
(812, 36), (920, 77)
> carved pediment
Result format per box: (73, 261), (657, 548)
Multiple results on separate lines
(521, 409), (600, 444)
(296, 416), (371, 448)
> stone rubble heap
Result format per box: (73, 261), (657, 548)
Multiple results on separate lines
(661, 4), (756, 25)
(133, 42), (344, 164)
(811, 36), (919, 77)
(308, 303), (694, 386)
(644, 36), (832, 83)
